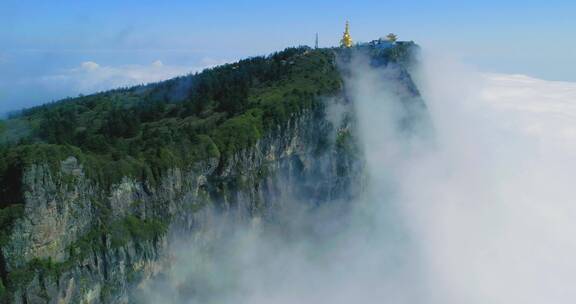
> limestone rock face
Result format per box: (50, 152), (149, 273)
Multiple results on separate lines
(6, 160), (96, 267)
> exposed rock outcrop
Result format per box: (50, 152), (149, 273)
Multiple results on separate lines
(2, 98), (362, 303)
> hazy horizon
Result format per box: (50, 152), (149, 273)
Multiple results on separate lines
(1, 0), (574, 115)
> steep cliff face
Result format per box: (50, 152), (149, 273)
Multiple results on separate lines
(0, 40), (422, 303)
(2, 98), (363, 303)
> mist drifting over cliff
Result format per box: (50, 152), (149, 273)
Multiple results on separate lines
(405, 53), (576, 303)
(136, 51), (576, 304)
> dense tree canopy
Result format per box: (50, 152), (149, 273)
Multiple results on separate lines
(0, 47), (342, 191)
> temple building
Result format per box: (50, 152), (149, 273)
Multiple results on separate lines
(340, 21), (353, 48)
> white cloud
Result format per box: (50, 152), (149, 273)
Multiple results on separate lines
(35, 58), (228, 97)
(80, 61), (100, 71)
(404, 55), (576, 303)
(480, 73), (576, 146)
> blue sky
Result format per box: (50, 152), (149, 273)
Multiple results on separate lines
(1, 0), (574, 114)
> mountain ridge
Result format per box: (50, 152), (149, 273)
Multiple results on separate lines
(0, 40), (420, 303)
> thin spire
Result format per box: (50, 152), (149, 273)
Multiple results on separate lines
(340, 20), (353, 48)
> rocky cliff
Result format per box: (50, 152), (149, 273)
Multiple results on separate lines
(0, 40), (422, 303)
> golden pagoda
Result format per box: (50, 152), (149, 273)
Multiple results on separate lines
(340, 21), (353, 48)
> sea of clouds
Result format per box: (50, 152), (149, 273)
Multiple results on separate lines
(398, 53), (576, 303)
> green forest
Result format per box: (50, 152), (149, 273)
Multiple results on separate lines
(0, 47), (342, 207)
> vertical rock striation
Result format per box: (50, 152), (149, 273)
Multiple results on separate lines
(0, 40), (423, 303)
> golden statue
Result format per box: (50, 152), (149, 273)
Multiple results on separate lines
(340, 21), (353, 48)
(386, 33), (398, 43)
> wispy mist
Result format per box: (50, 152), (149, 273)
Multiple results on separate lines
(406, 52), (576, 303)
(0, 57), (229, 116)
(136, 51), (576, 303)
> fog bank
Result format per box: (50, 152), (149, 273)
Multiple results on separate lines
(138, 52), (576, 303)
